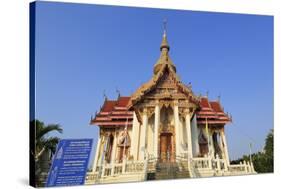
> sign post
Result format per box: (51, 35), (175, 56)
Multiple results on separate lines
(46, 139), (93, 187)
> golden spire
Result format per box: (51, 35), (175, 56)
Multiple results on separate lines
(154, 19), (176, 74)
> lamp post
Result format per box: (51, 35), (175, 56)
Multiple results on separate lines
(249, 142), (253, 164)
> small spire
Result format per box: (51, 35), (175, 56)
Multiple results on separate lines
(103, 90), (107, 100)
(116, 87), (121, 98)
(218, 94), (221, 102)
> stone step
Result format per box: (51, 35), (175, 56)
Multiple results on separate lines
(155, 173), (190, 180)
(153, 161), (191, 180)
(155, 170), (190, 174)
(149, 161), (190, 180)
(155, 173), (190, 178)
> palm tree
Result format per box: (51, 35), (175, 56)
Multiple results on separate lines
(30, 119), (63, 186)
(32, 120), (63, 162)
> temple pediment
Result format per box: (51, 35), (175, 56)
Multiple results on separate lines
(128, 60), (199, 110)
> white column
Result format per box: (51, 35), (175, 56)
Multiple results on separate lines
(179, 118), (184, 154)
(100, 135), (107, 177)
(92, 137), (101, 172)
(110, 132), (117, 163)
(174, 101), (180, 157)
(110, 132), (117, 176)
(191, 114), (200, 156)
(221, 129), (230, 166)
(218, 131), (224, 158)
(154, 101), (160, 159)
(209, 131), (215, 158)
(140, 108), (148, 160)
(98, 135), (106, 166)
(185, 109), (193, 158)
(131, 113), (140, 160)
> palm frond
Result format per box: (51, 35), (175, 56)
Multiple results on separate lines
(43, 137), (60, 154)
(36, 124), (62, 140)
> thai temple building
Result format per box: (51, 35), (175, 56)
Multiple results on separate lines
(86, 24), (256, 184)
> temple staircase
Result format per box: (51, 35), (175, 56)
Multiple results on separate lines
(154, 161), (191, 180)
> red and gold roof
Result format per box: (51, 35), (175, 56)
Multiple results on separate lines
(91, 96), (231, 127)
(90, 96), (133, 128)
(196, 97), (232, 125)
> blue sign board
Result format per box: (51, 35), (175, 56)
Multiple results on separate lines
(46, 139), (93, 187)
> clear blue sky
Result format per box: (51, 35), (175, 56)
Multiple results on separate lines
(34, 1), (273, 165)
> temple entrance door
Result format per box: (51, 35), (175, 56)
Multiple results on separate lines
(160, 133), (173, 162)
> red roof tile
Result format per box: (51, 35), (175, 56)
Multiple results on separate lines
(116, 97), (130, 107)
(101, 100), (116, 112)
(209, 101), (223, 112)
(200, 97), (211, 108)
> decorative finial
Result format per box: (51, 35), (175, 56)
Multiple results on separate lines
(187, 82), (192, 89)
(163, 19), (167, 37)
(206, 90), (209, 98)
(218, 94), (221, 102)
(159, 19), (170, 52)
(116, 87), (121, 98)
(103, 90), (107, 100)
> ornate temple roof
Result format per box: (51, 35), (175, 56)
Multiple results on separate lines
(91, 22), (231, 127)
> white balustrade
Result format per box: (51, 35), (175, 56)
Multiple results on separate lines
(85, 156), (255, 183)
(228, 160), (254, 174)
(192, 157), (212, 169)
(87, 160), (146, 182)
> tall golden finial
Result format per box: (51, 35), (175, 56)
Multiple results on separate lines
(160, 18), (169, 51)
(163, 19), (167, 37)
